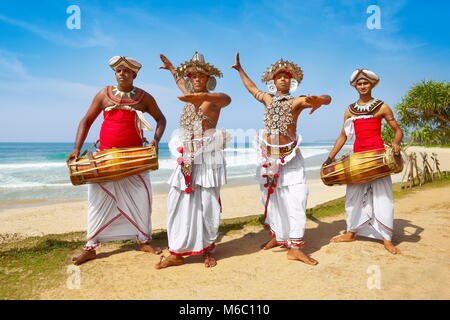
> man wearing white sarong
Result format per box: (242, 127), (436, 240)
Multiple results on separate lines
(232, 53), (331, 265)
(68, 56), (167, 265)
(155, 53), (231, 269)
(324, 68), (403, 254)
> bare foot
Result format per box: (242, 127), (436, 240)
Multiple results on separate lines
(203, 253), (217, 268)
(72, 250), (96, 265)
(383, 240), (401, 255)
(260, 237), (280, 250)
(138, 243), (162, 255)
(330, 232), (356, 243)
(287, 248), (318, 265)
(154, 254), (184, 269)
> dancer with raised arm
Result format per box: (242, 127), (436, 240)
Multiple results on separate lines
(232, 53), (331, 265)
(156, 52), (231, 269)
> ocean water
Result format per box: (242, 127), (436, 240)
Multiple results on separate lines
(0, 142), (341, 202)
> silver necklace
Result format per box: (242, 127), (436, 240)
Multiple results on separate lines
(179, 103), (209, 138)
(264, 95), (294, 137)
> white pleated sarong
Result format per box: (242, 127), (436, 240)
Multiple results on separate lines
(84, 173), (153, 250)
(167, 184), (221, 256)
(166, 133), (227, 256)
(345, 175), (394, 240)
(256, 139), (309, 248)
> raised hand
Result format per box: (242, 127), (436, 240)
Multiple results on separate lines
(161, 54), (189, 94)
(231, 52), (242, 71)
(159, 54), (174, 71)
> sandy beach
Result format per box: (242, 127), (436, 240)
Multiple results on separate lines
(37, 179), (450, 300)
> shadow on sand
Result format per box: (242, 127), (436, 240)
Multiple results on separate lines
(76, 216), (424, 265)
(303, 216), (424, 253)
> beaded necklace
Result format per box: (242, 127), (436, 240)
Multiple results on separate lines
(349, 99), (384, 115)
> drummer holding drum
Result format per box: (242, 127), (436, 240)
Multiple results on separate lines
(67, 56), (167, 265)
(323, 69), (403, 254)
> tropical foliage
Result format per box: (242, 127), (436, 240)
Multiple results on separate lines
(381, 121), (408, 145)
(382, 80), (449, 145)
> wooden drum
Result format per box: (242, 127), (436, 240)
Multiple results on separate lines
(321, 147), (403, 186)
(68, 145), (158, 186)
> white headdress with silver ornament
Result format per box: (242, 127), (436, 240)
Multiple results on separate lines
(108, 56), (142, 74)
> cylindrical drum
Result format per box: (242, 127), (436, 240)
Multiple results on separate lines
(321, 147), (403, 186)
(68, 145), (158, 185)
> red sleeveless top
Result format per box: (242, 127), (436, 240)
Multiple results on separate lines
(353, 117), (384, 152)
(98, 109), (143, 151)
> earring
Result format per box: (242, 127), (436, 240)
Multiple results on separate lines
(206, 76), (217, 91)
(289, 79), (298, 93)
(267, 80), (277, 93)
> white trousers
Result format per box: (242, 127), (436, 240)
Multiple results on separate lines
(345, 175), (394, 241)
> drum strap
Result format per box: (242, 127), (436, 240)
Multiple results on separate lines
(79, 140), (100, 159)
(76, 140), (100, 177)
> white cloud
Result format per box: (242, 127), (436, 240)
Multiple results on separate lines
(0, 51), (30, 80)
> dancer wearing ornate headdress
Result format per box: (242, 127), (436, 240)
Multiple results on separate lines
(155, 53), (231, 269)
(232, 53), (331, 265)
(323, 68), (403, 254)
(67, 56), (167, 265)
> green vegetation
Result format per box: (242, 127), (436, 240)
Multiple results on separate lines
(381, 121), (409, 146)
(0, 233), (85, 300)
(382, 80), (449, 146)
(1, 175), (449, 299)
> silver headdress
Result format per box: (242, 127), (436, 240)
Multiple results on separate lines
(174, 52), (222, 92)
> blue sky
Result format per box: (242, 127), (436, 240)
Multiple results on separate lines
(0, 0), (448, 143)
